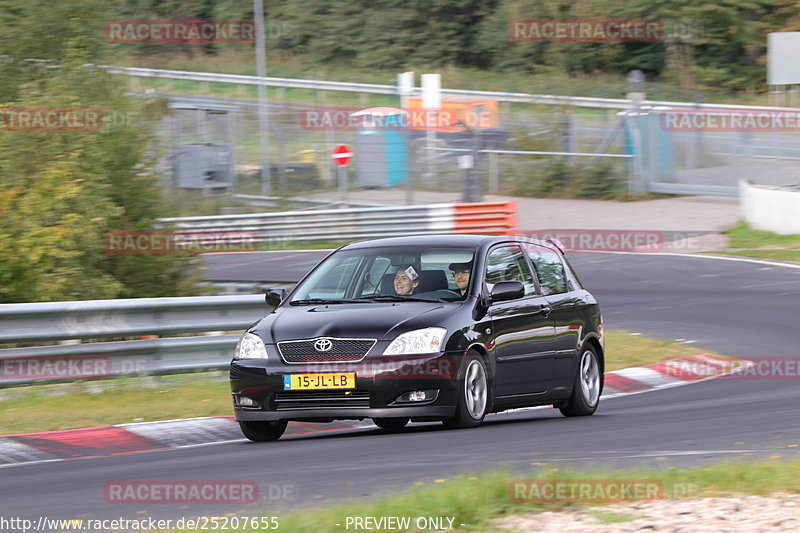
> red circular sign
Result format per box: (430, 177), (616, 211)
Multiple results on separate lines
(332, 144), (353, 167)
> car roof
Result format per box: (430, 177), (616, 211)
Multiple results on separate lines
(340, 234), (501, 250)
(340, 234), (562, 254)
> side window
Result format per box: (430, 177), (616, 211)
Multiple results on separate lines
(527, 245), (568, 295)
(485, 245), (536, 296)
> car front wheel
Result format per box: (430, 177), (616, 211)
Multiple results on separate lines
(239, 420), (288, 442)
(559, 345), (601, 417)
(443, 351), (489, 429)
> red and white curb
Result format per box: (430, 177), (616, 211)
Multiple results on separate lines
(0, 418), (372, 468)
(602, 354), (749, 398)
(0, 355), (749, 467)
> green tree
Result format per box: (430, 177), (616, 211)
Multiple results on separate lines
(0, 0), (201, 302)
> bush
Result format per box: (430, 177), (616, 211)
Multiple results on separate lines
(503, 157), (627, 200)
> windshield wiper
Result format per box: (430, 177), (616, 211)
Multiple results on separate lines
(289, 298), (371, 306)
(364, 295), (443, 303)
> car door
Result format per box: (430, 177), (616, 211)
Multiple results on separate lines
(525, 243), (584, 394)
(486, 244), (557, 397)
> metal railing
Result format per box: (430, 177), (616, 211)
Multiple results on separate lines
(110, 66), (788, 111)
(161, 201), (518, 244)
(0, 295), (269, 386)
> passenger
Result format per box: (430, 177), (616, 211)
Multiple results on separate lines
(394, 265), (420, 295)
(449, 261), (472, 296)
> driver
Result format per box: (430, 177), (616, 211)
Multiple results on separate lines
(394, 265), (420, 295)
(449, 261), (472, 296)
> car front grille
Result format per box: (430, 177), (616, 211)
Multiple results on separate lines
(277, 337), (376, 364)
(273, 390), (370, 410)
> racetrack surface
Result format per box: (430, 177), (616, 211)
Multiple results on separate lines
(2, 252), (798, 521)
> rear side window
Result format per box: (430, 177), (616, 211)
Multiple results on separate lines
(526, 245), (568, 295)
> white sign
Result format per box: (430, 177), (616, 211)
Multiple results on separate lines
(398, 71), (415, 96)
(768, 32), (800, 85)
(421, 73), (441, 110)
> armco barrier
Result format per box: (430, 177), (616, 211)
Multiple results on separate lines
(161, 201), (518, 243)
(0, 295), (267, 387)
(740, 179), (800, 235)
(0, 295), (267, 344)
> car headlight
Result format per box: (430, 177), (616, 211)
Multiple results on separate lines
(234, 332), (268, 359)
(383, 327), (446, 355)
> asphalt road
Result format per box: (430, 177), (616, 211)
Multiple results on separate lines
(2, 251), (799, 523)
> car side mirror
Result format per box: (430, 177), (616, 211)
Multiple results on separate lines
(265, 288), (287, 307)
(490, 281), (525, 303)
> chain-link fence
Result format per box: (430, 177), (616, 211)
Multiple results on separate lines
(135, 76), (800, 212)
(153, 90), (632, 209)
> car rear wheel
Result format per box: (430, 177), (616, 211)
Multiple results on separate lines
(239, 420), (288, 442)
(443, 352), (488, 429)
(559, 345), (601, 417)
(373, 418), (409, 430)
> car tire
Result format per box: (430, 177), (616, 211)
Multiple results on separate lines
(373, 418), (409, 430)
(559, 345), (601, 417)
(239, 420), (288, 442)
(442, 351), (489, 429)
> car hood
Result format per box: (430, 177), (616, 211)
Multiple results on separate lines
(252, 302), (458, 343)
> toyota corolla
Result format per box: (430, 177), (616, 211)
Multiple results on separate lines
(230, 234), (603, 441)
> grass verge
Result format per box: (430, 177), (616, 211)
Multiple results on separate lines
(242, 460), (800, 532)
(0, 331), (725, 434)
(0, 372), (232, 435)
(720, 222), (800, 263)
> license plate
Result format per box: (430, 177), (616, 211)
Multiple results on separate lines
(283, 372), (356, 390)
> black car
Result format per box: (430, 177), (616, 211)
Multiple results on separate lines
(230, 235), (603, 441)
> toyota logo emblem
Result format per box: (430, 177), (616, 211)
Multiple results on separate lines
(313, 338), (333, 352)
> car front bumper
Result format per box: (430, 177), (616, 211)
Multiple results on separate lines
(230, 351), (462, 422)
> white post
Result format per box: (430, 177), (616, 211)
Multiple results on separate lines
(338, 164), (349, 206)
(398, 71), (414, 110)
(422, 74), (441, 190)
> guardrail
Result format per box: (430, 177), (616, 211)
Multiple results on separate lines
(161, 201), (518, 243)
(0, 295), (269, 386)
(110, 66), (789, 111)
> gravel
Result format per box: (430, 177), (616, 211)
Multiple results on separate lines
(493, 494), (800, 532)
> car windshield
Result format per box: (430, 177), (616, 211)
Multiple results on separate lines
(289, 246), (476, 303)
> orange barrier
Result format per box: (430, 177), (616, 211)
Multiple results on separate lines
(452, 201), (517, 235)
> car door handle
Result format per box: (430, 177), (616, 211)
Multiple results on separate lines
(536, 306), (551, 318)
